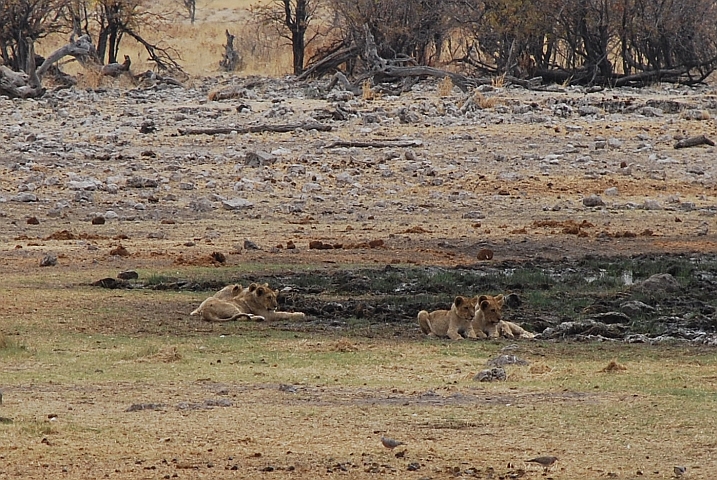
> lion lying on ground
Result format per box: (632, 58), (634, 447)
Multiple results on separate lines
(417, 295), (479, 340)
(190, 283), (306, 322)
(472, 294), (534, 339)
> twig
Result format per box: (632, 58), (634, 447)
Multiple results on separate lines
(178, 123), (332, 136)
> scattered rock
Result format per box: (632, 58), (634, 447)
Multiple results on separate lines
(40, 253), (57, 267)
(117, 270), (139, 280)
(244, 151), (276, 167)
(110, 245), (130, 257)
(504, 293), (521, 308)
(588, 311), (632, 324)
(125, 403), (165, 412)
(91, 216), (105, 225)
(309, 240), (333, 250)
(583, 194), (605, 207)
(222, 198), (254, 210)
(126, 177), (158, 188)
(631, 273), (681, 293)
(26, 216), (39, 225)
(477, 248), (494, 260)
(243, 239), (260, 250)
(486, 354), (529, 367)
(211, 251), (226, 263)
(474, 367), (507, 382)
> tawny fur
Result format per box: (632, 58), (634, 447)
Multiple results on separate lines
(235, 283), (306, 321)
(417, 295), (478, 340)
(472, 294), (534, 339)
(472, 294), (505, 339)
(190, 283), (305, 322)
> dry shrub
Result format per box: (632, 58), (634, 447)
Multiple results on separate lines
(76, 68), (103, 89)
(331, 338), (359, 352)
(136, 346), (182, 363)
(362, 79), (375, 100)
(529, 363), (552, 374)
(474, 92), (498, 109)
(491, 75), (506, 88)
(437, 76), (454, 97)
(601, 359), (627, 373)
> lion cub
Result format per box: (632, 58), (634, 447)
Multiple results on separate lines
(418, 295), (479, 340)
(472, 294), (534, 339)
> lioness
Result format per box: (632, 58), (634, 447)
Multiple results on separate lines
(472, 294), (534, 339)
(417, 295), (478, 340)
(190, 283), (265, 322)
(190, 283), (305, 322)
(235, 283), (306, 321)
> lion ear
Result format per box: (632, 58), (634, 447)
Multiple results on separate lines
(232, 285), (242, 295)
(477, 295), (488, 304)
(454, 296), (464, 306)
(480, 300), (490, 311)
(495, 294), (505, 306)
(256, 286), (265, 296)
(248, 283), (258, 292)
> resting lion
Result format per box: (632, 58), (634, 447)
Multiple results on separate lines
(472, 294), (534, 339)
(190, 283), (305, 322)
(235, 283), (306, 321)
(418, 295), (479, 340)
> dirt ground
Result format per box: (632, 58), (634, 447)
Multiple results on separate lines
(2, 75), (717, 479)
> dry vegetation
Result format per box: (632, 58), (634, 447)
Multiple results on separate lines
(3, 2), (717, 479)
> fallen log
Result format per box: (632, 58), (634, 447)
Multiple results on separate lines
(36, 35), (95, 78)
(324, 139), (423, 149)
(1, 35), (96, 99)
(674, 135), (715, 149)
(178, 123), (332, 135)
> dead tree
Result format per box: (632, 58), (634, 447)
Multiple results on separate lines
(219, 30), (241, 71)
(1, 34), (95, 98)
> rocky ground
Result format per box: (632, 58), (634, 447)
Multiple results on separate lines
(3, 74), (717, 480)
(2, 75), (717, 294)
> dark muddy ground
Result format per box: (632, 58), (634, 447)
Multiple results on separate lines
(95, 252), (717, 343)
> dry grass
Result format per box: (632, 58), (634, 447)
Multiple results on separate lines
(362, 79), (375, 101)
(2, 266), (717, 479)
(473, 91), (499, 109)
(37, 0), (292, 78)
(437, 76), (454, 97)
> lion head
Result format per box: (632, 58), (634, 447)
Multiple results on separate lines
(477, 294), (504, 325)
(452, 295), (477, 320)
(214, 284), (243, 301)
(244, 283), (279, 311)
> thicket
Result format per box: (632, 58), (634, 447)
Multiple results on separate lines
(2, 0), (716, 86)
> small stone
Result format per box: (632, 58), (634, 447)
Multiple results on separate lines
(244, 151), (276, 167)
(477, 248), (494, 260)
(117, 270), (139, 280)
(91, 216), (106, 225)
(243, 239), (260, 250)
(110, 245), (130, 257)
(40, 253), (57, 267)
(26, 216), (39, 225)
(222, 198), (254, 210)
(583, 194), (605, 207)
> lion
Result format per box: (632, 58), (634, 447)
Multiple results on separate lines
(190, 284), (264, 322)
(472, 294), (534, 339)
(417, 295), (478, 340)
(234, 283), (306, 321)
(190, 283), (306, 322)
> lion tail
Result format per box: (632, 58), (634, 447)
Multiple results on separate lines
(417, 310), (431, 335)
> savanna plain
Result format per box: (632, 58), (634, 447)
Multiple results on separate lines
(3, 1), (717, 479)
